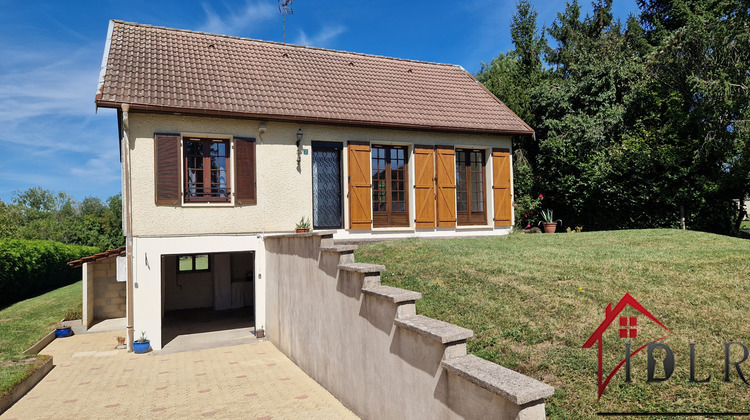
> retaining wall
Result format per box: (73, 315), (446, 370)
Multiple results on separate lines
(265, 233), (553, 420)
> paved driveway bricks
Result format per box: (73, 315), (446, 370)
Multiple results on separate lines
(2, 331), (356, 419)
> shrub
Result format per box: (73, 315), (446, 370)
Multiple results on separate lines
(514, 193), (543, 229)
(0, 239), (97, 307)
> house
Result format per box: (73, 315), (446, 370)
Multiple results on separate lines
(94, 20), (531, 351)
(582, 293), (671, 399)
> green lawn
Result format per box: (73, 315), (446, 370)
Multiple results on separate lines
(741, 220), (750, 230)
(0, 282), (82, 396)
(356, 229), (750, 419)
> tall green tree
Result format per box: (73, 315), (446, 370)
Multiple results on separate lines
(534, 1), (657, 229)
(476, 0), (748, 235)
(7, 187), (124, 250)
(0, 199), (20, 238)
(638, 0), (750, 233)
(475, 0), (547, 227)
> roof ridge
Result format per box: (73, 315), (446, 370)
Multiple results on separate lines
(111, 19), (461, 69)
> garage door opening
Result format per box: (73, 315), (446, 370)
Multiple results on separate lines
(161, 251), (257, 352)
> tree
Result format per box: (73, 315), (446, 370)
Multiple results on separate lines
(639, 0), (750, 233)
(5, 187), (124, 250)
(476, 0), (748, 235)
(475, 0), (547, 227)
(0, 199), (20, 238)
(533, 1), (658, 229)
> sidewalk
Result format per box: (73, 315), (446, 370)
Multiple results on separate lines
(1, 331), (357, 419)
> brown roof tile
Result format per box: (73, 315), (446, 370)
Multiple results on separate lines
(96, 20), (532, 135)
(67, 246), (126, 268)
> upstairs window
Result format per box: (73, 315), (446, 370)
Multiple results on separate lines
(154, 134), (256, 206)
(184, 138), (230, 202)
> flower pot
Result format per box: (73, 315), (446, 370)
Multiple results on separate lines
(295, 228), (309, 233)
(256, 328), (265, 338)
(133, 340), (151, 354)
(542, 222), (557, 233)
(55, 327), (73, 338)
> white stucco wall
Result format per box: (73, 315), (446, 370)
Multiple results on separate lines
(126, 112), (514, 237)
(124, 113), (516, 349)
(131, 234), (264, 350)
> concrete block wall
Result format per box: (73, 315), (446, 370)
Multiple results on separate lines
(82, 263), (95, 329)
(265, 233), (554, 420)
(91, 257), (126, 320)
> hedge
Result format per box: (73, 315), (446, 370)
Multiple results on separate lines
(0, 239), (98, 307)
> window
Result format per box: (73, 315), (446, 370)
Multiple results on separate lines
(184, 138), (230, 202)
(154, 134), (255, 206)
(372, 145), (409, 227)
(178, 254), (210, 272)
(456, 149), (486, 225)
(619, 316), (637, 338)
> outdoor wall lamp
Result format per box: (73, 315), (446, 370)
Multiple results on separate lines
(296, 128), (303, 163)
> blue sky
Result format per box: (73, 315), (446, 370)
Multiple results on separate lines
(0, 0), (638, 202)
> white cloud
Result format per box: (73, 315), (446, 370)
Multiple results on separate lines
(69, 147), (121, 183)
(198, 0), (277, 36)
(0, 25), (120, 201)
(295, 25), (346, 48)
(0, 44), (99, 123)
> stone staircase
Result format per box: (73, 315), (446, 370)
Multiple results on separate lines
(320, 234), (554, 416)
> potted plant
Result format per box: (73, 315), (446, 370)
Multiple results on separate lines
(538, 209), (561, 234)
(116, 336), (126, 349)
(55, 322), (73, 338)
(133, 331), (151, 354)
(256, 325), (265, 339)
(295, 217), (311, 233)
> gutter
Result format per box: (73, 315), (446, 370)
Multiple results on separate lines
(121, 103), (135, 351)
(93, 101), (535, 137)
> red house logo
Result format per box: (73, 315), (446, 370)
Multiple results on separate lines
(582, 293), (672, 399)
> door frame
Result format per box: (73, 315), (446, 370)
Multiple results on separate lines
(311, 141), (344, 229)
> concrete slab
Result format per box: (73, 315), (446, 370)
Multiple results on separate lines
(86, 317), (127, 333)
(159, 327), (260, 355)
(1, 331), (357, 419)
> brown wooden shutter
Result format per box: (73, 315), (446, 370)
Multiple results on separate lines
(348, 141), (372, 230)
(492, 148), (512, 226)
(154, 133), (180, 205)
(414, 145), (435, 228)
(435, 146), (456, 227)
(235, 137), (257, 206)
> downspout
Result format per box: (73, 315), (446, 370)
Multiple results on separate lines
(121, 103), (135, 351)
(259, 130), (266, 236)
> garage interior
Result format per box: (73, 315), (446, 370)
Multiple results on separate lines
(161, 251), (256, 351)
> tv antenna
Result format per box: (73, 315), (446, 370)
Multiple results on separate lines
(279, 0), (294, 43)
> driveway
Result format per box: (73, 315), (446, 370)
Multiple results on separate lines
(1, 331), (357, 419)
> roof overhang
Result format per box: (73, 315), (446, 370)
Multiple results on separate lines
(95, 101), (535, 136)
(67, 246), (126, 268)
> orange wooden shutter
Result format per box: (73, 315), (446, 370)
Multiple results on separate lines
(435, 146), (456, 227)
(154, 133), (180, 205)
(348, 142), (372, 230)
(414, 145), (435, 228)
(235, 137), (257, 205)
(492, 148), (512, 226)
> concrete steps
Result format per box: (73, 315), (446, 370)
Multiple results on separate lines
(319, 237), (555, 413)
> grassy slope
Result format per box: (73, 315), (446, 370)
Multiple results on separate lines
(0, 282), (82, 395)
(356, 229), (750, 418)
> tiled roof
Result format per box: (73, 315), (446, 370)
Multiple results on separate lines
(67, 246), (126, 268)
(96, 20), (532, 135)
